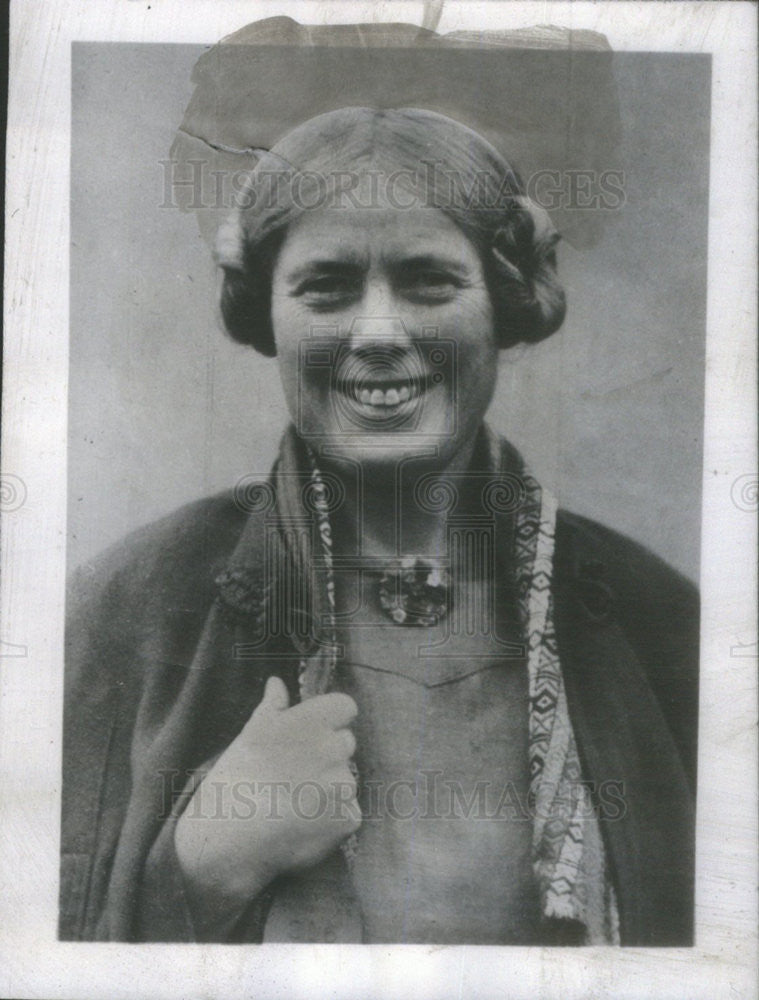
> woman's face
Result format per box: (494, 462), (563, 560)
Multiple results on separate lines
(270, 202), (499, 469)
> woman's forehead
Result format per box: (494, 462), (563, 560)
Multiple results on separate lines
(275, 205), (481, 270)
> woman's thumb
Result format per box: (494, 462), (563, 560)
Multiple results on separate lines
(259, 674), (290, 712)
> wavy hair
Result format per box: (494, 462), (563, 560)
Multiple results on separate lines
(215, 107), (566, 356)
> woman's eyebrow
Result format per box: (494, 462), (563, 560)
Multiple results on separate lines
(393, 253), (472, 276)
(285, 258), (366, 285)
(283, 252), (473, 286)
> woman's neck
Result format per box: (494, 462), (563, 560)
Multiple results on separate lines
(323, 433), (482, 561)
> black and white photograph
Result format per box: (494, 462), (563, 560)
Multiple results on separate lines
(2, 2), (757, 997)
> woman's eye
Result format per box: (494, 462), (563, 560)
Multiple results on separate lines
(398, 271), (461, 301)
(297, 276), (359, 306)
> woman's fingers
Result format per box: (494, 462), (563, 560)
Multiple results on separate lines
(328, 767), (362, 831)
(241, 682), (357, 775)
(252, 681), (356, 730)
(288, 692), (358, 730)
(257, 675), (291, 713)
(324, 727), (356, 761)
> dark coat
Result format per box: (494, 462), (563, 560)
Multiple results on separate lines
(60, 489), (698, 945)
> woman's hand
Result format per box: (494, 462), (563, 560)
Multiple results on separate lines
(174, 676), (360, 925)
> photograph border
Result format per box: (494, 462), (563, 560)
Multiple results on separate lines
(2, 2), (757, 998)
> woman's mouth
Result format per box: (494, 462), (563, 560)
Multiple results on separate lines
(335, 376), (431, 412)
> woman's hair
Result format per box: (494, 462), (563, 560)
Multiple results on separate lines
(216, 107), (566, 356)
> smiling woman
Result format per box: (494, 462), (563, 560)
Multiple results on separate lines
(219, 107), (563, 469)
(270, 199), (498, 466)
(61, 103), (699, 946)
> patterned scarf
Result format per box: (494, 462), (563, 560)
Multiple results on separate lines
(277, 424), (619, 944)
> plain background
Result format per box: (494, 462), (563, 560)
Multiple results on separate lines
(69, 44), (709, 578)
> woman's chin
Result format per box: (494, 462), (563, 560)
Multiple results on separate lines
(309, 426), (465, 472)
(301, 388), (461, 462)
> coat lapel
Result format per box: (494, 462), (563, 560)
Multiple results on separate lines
(103, 498), (303, 940)
(552, 523), (695, 946)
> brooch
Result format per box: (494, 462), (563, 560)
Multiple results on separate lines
(377, 556), (451, 626)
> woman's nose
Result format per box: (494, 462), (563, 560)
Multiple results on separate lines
(348, 314), (412, 351)
(347, 282), (412, 351)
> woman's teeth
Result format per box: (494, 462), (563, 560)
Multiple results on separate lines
(357, 384), (413, 407)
